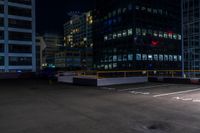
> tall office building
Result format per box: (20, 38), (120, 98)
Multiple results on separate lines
(0, 0), (36, 72)
(182, 0), (200, 76)
(93, 0), (182, 71)
(63, 11), (93, 70)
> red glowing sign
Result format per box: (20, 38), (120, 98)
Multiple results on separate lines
(151, 40), (159, 46)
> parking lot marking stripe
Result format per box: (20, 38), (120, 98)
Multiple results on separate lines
(153, 88), (200, 97)
(118, 84), (174, 92)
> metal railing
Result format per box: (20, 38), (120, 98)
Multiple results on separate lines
(58, 70), (200, 79)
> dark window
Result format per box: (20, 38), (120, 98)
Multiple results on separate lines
(0, 44), (4, 52)
(0, 30), (4, 40)
(9, 56), (32, 66)
(0, 56), (4, 65)
(9, 44), (32, 53)
(8, 19), (32, 29)
(9, 31), (32, 41)
(8, 6), (31, 17)
(0, 18), (3, 26)
(0, 5), (3, 13)
(8, 0), (31, 5)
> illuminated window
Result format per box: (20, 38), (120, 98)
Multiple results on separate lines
(153, 9), (158, 14)
(109, 64), (112, 69)
(164, 55), (168, 61)
(148, 29), (153, 35)
(174, 55), (178, 61)
(128, 54), (133, 61)
(153, 31), (158, 37)
(173, 34), (177, 40)
(104, 35), (108, 41)
(154, 54), (158, 61)
(136, 6), (140, 10)
(128, 28), (133, 36)
(147, 8), (152, 13)
(169, 55), (173, 61)
(113, 33), (117, 39)
(158, 9), (163, 14)
(136, 54), (141, 61)
(178, 34), (182, 40)
(117, 32), (122, 38)
(179, 55), (182, 61)
(118, 55), (122, 61)
(141, 7), (146, 11)
(113, 55), (117, 62)
(168, 33), (173, 39)
(142, 54), (147, 61)
(136, 28), (141, 35)
(148, 55), (153, 61)
(123, 55), (127, 61)
(113, 63), (117, 68)
(159, 55), (163, 61)
(118, 8), (122, 14)
(159, 31), (163, 38)
(123, 30), (127, 37)
(105, 65), (108, 70)
(142, 29), (147, 36)
(164, 32), (168, 38)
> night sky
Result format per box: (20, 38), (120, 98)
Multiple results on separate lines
(36, 0), (95, 34)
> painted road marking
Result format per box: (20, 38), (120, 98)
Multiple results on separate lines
(130, 91), (150, 95)
(173, 97), (200, 103)
(118, 84), (174, 92)
(153, 88), (200, 98)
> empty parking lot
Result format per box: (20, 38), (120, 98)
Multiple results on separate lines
(1, 80), (200, 133)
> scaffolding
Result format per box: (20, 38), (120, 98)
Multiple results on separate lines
(183, 0), (200, 77)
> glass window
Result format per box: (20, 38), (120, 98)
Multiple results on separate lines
(0, 56), (4, 66)
(113, 33), (117, 39)
(104, 35), (108, 41)
(154, 54), (158, 61)
(123, 30), (127, 37)
(136, 6), (140, 10)
(148, 55), (153, 61)
(164, 32), (168, 38)
(169, 55), (173, 61)
(159, 31), (163, 38)
(178, 34), (182, 40)
(142, 29), (147, 36)
(117, 32), (122, 38)
(173, 34), (177, 40)
(168, 33), (173, 39)
(164, 55), (168, 61)
(136, 54), (141, 61)
(123, 55), (127, 61)
(9, 56), (32, 66)
(142, 54), (147, 61)
(174, 55), (178, 61)
(118, 55), (122, 61)
(136, 28), (141, 35)
(128, 28), (133, 36)
(147, 8), (152, 13)
(128, 54), (133, 61)
(153, 31), (158, 37)
(148, 29), (153, 35)
(113, 55), (117, 62)
(113, 63), (117, 68)
(159, 55), (163, 61)
(179, 55), (182, 61)
(128, 4), (132, 11)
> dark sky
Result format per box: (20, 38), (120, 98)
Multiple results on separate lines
(36, 0), (95, 34)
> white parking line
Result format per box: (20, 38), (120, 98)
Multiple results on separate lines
(118, 84), (174, 92)
(153, 88), (200, 97)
